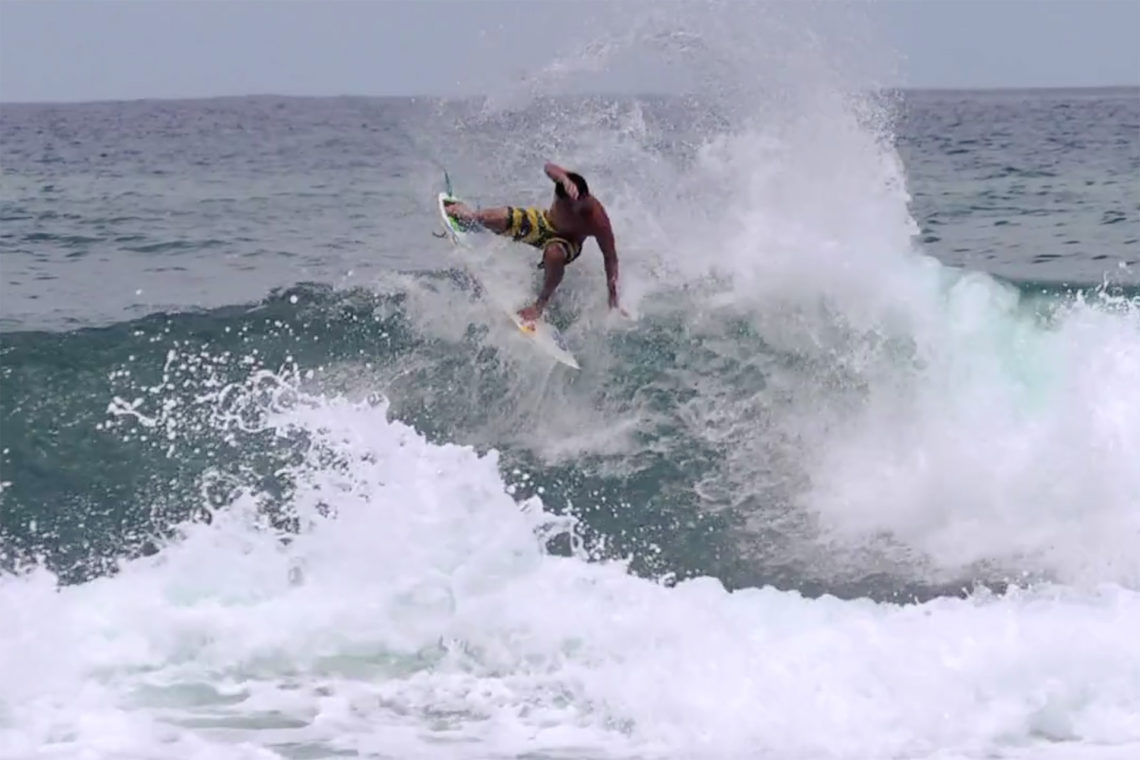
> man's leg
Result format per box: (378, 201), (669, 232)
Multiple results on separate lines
(519, 244), (568, 321)
(535, 243), (568, 311)
(445, 202), (510, 234)
(473, 207), (510, 233)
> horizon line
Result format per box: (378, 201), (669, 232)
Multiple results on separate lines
(3, 84), (1139, 108)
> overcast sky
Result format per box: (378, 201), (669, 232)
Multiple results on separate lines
(1, 0), (1137, 103)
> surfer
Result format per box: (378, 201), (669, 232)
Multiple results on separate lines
(443, 162), (624, 322)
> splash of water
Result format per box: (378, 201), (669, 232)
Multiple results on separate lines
(420, 0), (1140, 587)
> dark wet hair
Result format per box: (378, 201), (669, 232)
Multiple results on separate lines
(555, 171), (589, 199)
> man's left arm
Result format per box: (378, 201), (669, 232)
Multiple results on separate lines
(595, 208), (621, 311)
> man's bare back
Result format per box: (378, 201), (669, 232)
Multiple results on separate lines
(444, 162), (624, 323)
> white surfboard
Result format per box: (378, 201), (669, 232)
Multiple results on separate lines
(436, 188), (580, 370)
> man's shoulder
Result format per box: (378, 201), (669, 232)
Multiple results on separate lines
(588, 198), (611, 227)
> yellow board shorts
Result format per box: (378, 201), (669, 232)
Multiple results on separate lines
(502, 207), (583, 266)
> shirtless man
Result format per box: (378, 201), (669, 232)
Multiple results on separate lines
(443, 162), (623, 322)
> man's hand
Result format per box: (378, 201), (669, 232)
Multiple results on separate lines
(609, 294), (629, 318)
(518, 304), (542, 324)
(544, 162), (577, 199)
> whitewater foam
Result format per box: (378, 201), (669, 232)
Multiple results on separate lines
(5, 386), (1140, 759)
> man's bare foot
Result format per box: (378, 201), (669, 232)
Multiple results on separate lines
(444, 200), (473, 221)
(517, 304), (541, 323)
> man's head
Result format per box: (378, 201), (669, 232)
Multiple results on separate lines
(555, 172), (589, 208)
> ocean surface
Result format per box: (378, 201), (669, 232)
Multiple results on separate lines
(2, 37), (1140, 760)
